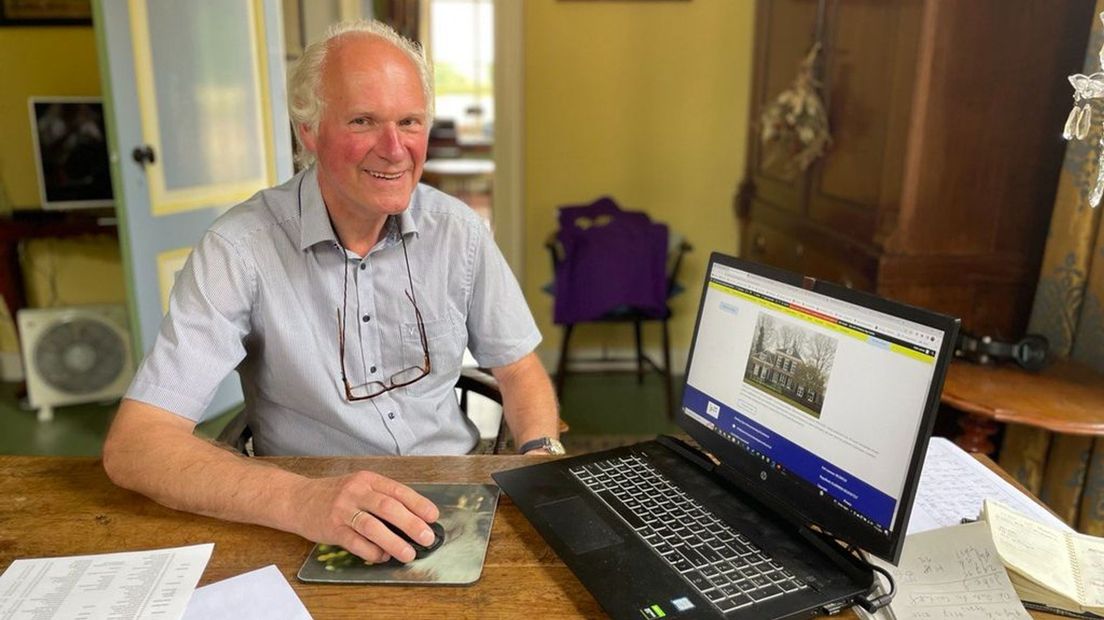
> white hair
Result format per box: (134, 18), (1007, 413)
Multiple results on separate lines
(288, 19), (435, 168)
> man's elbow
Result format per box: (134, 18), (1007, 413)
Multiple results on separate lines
(101, 399), (172, 490)
(101, 423), (135, 489)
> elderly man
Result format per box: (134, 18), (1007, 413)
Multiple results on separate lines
(102, 20), (559, 565)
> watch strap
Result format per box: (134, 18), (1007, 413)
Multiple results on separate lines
(518, 436), (561, 455)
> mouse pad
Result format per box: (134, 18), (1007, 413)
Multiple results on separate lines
(297, 483), (499, 586)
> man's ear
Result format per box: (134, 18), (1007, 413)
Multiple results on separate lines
(298, 122), (318, 153)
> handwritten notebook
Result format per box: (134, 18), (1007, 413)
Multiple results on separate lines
(983, 499), (1104, 617)
(870, 521), (1029, 620)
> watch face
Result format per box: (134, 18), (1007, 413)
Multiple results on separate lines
(547, 439), (566, 455)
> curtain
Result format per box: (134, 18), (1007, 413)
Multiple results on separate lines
(1002, 0), (1104, 533)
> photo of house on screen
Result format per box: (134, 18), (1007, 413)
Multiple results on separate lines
(743, 313), (838, 418)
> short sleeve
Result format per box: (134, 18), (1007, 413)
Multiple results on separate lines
(464, 225), (541, 368)
(124, 230), (255, 420)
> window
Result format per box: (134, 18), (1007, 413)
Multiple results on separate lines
(428, 0), (494, 141)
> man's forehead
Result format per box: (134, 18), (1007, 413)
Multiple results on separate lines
(321, 36), (423, 98)
(325, 34), (410, 76)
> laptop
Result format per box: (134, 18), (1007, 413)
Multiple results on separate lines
(493, 252), (959, 620)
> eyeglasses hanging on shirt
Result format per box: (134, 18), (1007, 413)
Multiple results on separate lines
(336, 231), (431, 401)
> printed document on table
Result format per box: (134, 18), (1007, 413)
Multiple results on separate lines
(907, 437), (1071, 535)
(182, 564), (312, 620)
(0, 543), (213, 620)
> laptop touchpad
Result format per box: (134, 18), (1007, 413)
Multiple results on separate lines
(536, 496), (622, 555)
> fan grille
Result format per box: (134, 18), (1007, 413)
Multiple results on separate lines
(33, 318), (126, 395)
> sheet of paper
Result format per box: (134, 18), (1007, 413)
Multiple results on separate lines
(182, 565), (311, 620)
(0, 543), (213, 620)
(878, 521), (1030, 620)
(907, 437), (1072, 535)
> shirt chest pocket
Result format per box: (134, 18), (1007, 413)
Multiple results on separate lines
(401, 317), (464, 395)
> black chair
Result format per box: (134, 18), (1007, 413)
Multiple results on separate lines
(216, 367), (513, 455)
(546, 233), (692, 419)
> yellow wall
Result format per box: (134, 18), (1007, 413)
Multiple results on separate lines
(0, 26), (102, 209)
(523, 0), (754, 358)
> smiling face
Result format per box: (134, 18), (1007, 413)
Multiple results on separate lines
(300, 35), (429, 225)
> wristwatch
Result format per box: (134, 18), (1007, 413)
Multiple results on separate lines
(518, 436), (566, 455)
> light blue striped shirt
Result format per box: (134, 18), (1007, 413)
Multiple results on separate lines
(125, 167), (541, 456)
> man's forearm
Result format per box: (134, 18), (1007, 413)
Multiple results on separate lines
(102, 399), (313, 535)
(103, 399), (441, 564)
(493, 352), (560, 450)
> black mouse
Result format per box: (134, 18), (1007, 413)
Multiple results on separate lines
(384, 520), (445, 559)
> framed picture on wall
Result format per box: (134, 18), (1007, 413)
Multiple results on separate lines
(28, 97), (114, 209)
(0, 0), (92, 26)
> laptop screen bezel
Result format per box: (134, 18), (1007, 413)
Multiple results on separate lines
(675, 252), (959, 564)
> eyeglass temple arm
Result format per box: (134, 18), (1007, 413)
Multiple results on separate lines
(336, 308), (352, 386)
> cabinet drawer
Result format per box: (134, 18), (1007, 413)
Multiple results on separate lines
(743, 221), (803, 273)
(742, 221), (875, 291)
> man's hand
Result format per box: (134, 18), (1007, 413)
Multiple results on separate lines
(291, 470), (439, 564)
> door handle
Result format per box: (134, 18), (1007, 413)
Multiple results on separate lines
(131, 145), (156, 167)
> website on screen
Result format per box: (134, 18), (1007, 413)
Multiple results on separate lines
(683, 264), (945, 532)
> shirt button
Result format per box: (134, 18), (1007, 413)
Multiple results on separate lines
(359, 263), (366, 270)
(387, 412), (395, 420)
(362, 314), (370, 323)
(370, 365), (377, 373)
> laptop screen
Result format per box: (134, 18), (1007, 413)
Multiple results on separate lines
(679, 254), (957, 562)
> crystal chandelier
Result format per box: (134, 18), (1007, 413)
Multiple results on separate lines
(1064, 12), (1104, 208)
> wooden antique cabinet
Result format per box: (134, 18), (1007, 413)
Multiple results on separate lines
(738, 0), (1096, 337)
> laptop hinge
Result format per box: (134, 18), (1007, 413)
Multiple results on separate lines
(797, 526), (873, 586)
(656, 435), (716, 473)
(803, 276), (816, 290)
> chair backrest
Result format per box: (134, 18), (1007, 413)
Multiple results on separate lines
(547, 197), (693, 324)
(546, 222), (692, 301)
(454, 366), (509, 454)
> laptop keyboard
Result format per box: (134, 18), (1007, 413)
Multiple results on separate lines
(569, 454), (808, 613)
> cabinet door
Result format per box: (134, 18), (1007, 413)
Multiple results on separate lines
(748, 0), (819, 214)
(807, 0), (922, 244)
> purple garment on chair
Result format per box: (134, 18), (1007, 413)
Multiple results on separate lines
(553, 197), (669, 325)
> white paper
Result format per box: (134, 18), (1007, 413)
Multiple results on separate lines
(0, 543), (213, 620)
(876, 522), (1030, 620)
(907, 437), (1072, 535)
(181, 565), (311, 620)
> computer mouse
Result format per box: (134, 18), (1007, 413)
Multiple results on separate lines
(384, 520), (446, 559)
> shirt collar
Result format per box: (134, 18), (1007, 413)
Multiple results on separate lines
(298, 167), (336, 250)
(298, 167), (421, 251)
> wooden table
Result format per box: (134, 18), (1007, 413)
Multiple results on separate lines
(942, 359), (1104, 532)
(0, 455), (1063, 619)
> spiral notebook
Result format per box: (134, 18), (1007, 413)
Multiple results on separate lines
(982, 499), (1104, 619)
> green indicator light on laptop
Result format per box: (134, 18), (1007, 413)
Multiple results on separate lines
(651, 604), (665, 617)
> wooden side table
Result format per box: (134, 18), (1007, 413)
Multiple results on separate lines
(941, 359), (1104, 532)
